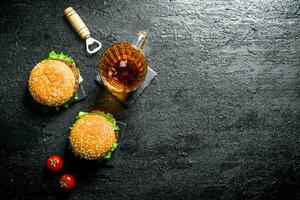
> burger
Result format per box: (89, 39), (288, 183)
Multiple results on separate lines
(69, 111), (119, 160)
(28, 51), (82, 108)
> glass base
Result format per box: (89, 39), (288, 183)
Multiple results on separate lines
(95, 67), (157, 106)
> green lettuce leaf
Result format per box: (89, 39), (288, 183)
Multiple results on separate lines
(102, 143), (118, 160)
(56, 92), (79, 110)
(48, 51), (76, 66)
(102, 152), (111, 159)
(110, 143), (118, 151)
(76, 111), (119, 131)
(76, 111), (89, 119)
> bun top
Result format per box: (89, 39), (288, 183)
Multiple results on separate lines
(69, 114), (116, 160)
(28, 59), (76, 106)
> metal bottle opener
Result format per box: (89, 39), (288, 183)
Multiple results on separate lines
(64, 7), (102, 54)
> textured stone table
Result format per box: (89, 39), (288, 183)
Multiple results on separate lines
(0, 0), (299, 199)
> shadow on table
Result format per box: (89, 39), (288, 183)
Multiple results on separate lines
(43, 120), (126, 198)
(23, 84), (87, 115)
(43, 142), (116, 199)
(93, 84), (126, 117)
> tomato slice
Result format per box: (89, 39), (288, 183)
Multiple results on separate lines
(91, 109), (101, 113)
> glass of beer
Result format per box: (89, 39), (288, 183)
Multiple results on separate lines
(98, 31), (148, 93)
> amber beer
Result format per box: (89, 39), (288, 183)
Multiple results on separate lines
(99, 32), (148, 93)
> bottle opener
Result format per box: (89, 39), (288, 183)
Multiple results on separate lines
(64, 7), (102, 54)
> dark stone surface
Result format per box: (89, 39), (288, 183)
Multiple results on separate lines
(0, 0), (299, 199)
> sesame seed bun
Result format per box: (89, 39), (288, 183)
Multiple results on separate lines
(55, 59), (80, 96)
(69, 114), (116, 160)
(28, 59), (78, 106)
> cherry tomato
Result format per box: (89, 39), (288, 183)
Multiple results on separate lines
(59, 174), (75, 191)
(46, 155), (63, 172)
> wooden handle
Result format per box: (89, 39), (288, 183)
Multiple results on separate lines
(64, 7), (90, 39)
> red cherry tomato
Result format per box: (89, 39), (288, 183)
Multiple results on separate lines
(46, 155), (63, 172)
(59, 174), (75, 191)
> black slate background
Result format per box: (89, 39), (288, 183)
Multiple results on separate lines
(0, 0), (299, 199)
